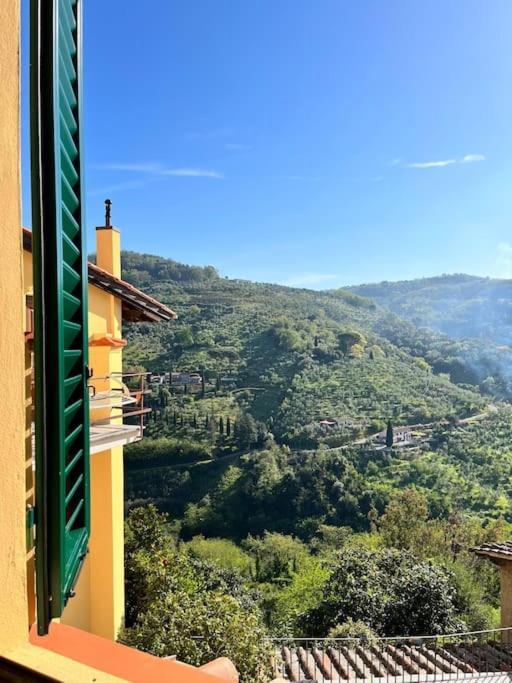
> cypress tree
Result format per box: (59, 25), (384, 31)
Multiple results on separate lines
(205, 414), (209, 429)
(219, 416), (224, 435)
(386, 419), (394, 448)
(192, 413), (198, 428)
(226, 416), (231, 437)
(200, 368), (206, 398)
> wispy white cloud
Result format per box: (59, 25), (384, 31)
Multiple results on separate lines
(93, 161), (224, 179)
(281, 273), (339, 287)
(95, 162), (162, 173)
(161, 168), (224, 178)
(389, 158), (402, 166)
(405, 153), (486, 169)
(407, 159), (457, 169)
(461, 154), (486, 163)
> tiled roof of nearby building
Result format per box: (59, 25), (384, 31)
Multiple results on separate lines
(22, 228), (177, 323)
(471, 541), (512, 562)
(272, 640), (512, 681)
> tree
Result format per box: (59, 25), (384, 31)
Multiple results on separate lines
(236, 413), (258, 449)
(200, 367), (206, 398)
(219, 416), (224, 435)
(243, 532), (308, 584)
(175, 326), (194, 348)
(122, 506), (270, 682)
(380, 488), (429, 552)
(185, 536), (252, 576)
(304, 549), (463, 637)
(226, 416), (231, 437)
(385, 419), (394, 448)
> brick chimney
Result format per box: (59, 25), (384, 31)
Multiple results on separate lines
(96, 198), (121, 277)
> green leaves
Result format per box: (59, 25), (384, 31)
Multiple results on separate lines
(304, 549), (462, 637)
(122, 506), (270, 682)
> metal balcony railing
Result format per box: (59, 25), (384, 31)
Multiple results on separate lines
(270, 628), (512, 682)
(88, 371), (151, 454)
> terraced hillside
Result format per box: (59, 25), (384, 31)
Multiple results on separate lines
(122, 252), (487, 447)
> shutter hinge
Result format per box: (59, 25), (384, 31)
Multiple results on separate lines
(26, 505), (35, 551)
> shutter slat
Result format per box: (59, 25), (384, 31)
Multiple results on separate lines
(65, 448), (84, 475)
(59, 0), (77, 32)
(64, 397), (83, 417)
(64, 423), (83, 446)
(58, 51), (77, 96)
(60, 140), (78, 187)
(65, 474), (84, 506)
(62, 202), (80, 238)
(65, 499), (84, 532)
(61, 165), (79, 212)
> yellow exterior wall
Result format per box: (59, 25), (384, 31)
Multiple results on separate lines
(61, 228), (126, 640)
(24, 234), (127, 640)
(0, 0), (30, 653)
(97, 227), (121, 278)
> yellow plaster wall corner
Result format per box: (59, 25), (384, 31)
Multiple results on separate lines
(0, 0), (30, 652)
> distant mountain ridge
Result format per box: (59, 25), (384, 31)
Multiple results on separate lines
(350, 274), (512, 346)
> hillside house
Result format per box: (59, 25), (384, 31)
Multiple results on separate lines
(375, 426), (413, 445)
(170, 371), (202, 385)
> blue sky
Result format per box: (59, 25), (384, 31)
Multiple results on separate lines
(21, 1), (512, 288)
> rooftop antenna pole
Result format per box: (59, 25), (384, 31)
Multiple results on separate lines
(104, 198), (112, 228)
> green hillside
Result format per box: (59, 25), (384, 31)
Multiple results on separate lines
(123, 252), (486, 450)
(120, 253), (512, 644)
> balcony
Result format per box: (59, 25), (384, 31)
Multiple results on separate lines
(89, 372), (151, 455)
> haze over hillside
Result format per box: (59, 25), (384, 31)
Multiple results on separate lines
(351, 274), (512, 346)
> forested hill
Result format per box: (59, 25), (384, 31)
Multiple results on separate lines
(120, 251), (511, 448)
(350, 274), (512, 346)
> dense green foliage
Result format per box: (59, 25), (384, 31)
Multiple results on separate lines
(120, 252), (512, 645)
(304, 549), (463, 636)
(121, 506), (271, 682)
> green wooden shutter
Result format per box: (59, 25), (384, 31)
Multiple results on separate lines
(31, 0), (90, 635)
